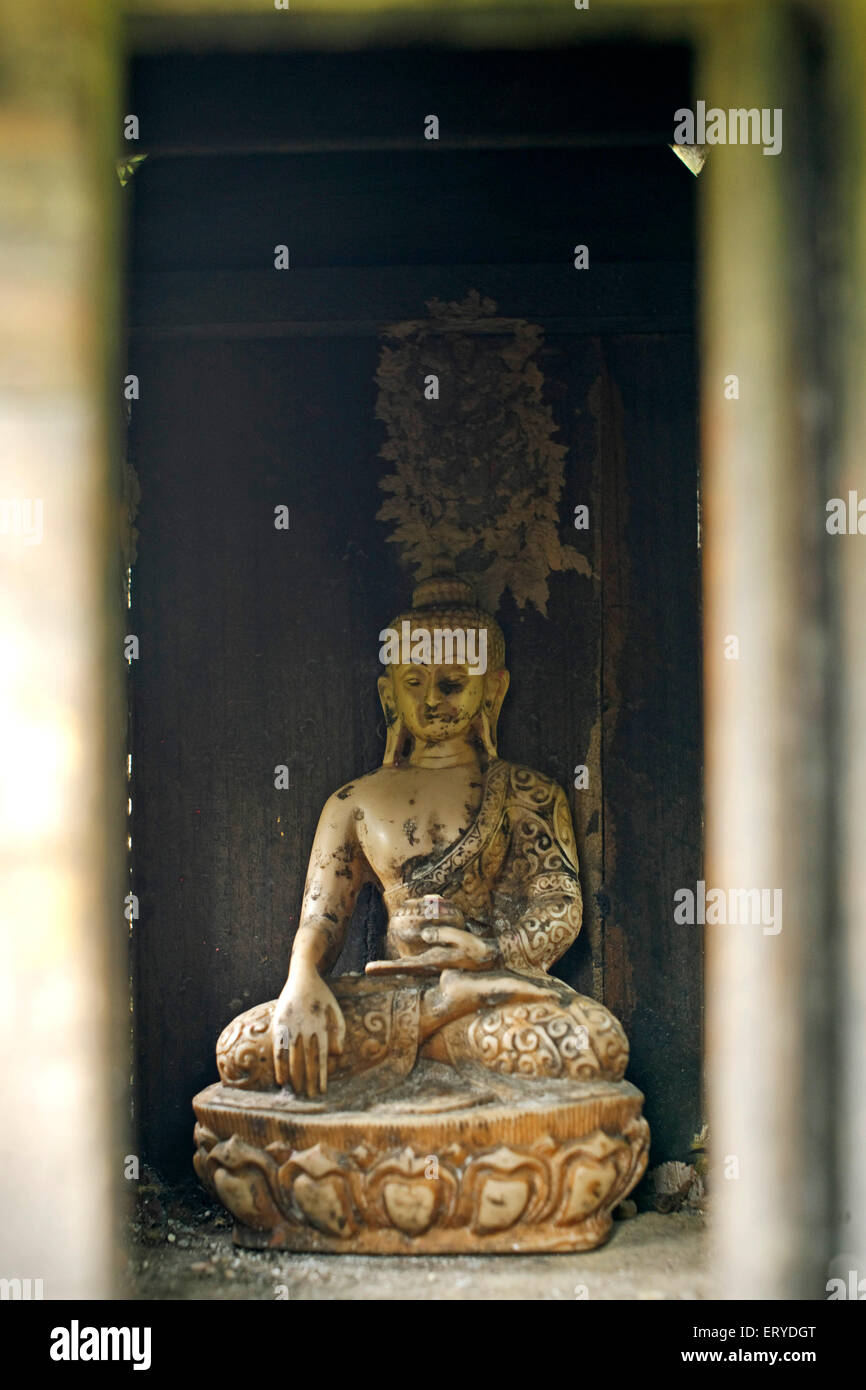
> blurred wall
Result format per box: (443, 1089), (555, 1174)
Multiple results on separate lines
(0, 0), (125, 1299)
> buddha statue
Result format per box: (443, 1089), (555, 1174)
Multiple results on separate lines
(193, 573), (648, 1252)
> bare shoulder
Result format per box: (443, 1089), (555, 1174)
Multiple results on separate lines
(322, 766), (393, 816)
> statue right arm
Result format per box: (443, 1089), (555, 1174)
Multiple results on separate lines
(289, 784), (369, 974)
(273, 785), (369, 1095)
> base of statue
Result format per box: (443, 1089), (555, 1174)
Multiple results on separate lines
(192, 1064), (649, 1253)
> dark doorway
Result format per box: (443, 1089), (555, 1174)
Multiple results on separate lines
(127, 43), (702, 1179)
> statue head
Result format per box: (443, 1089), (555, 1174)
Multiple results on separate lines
(378, 572), (509, 766)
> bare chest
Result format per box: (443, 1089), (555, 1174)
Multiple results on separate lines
(356, 767), (484, 885)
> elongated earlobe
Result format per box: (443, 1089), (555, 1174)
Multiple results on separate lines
(378, 674), (407, 766)
(478, 706), (498, 757)
(475, 668), (510, 758)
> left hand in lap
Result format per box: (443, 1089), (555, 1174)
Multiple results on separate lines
(409, 923), (501, 971)
(414, 928), (500, 973)
(368, 896), (502, 976)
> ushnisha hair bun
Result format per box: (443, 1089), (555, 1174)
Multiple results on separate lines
(387, 570), (506, 673)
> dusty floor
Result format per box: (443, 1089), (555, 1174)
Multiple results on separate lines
(124, 1176), (714, 1301)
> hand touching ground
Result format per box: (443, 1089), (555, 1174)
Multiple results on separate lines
(272, 964), (346, 1097)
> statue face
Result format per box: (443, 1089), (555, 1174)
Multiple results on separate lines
(389, 663), (486, 743)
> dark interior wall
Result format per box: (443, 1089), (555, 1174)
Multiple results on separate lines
(126, 44), (702, 1178)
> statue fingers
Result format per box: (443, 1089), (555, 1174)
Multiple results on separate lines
(477, 974), (554, 1003)
(288, 1034), (307, 1096)
(328, 1001), (346, 1054)
(272, 1020), (291, 1086)
(303, 1033), (322, 1098)
(421, 926), (489, 963)
(408, 946), (464, 969)
(316, 1028), (330, 1093)
(392, 918), (425, 949)
(420, 926), (465, 948)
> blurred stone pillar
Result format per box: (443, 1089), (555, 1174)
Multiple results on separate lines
(832, 0), (866, 1286)
(701, 3), (834, 1298)
(0, 2), (123, 1297)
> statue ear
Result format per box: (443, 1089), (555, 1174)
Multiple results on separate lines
(378, 674), (407, 767)
(477, 668), (510, 757)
